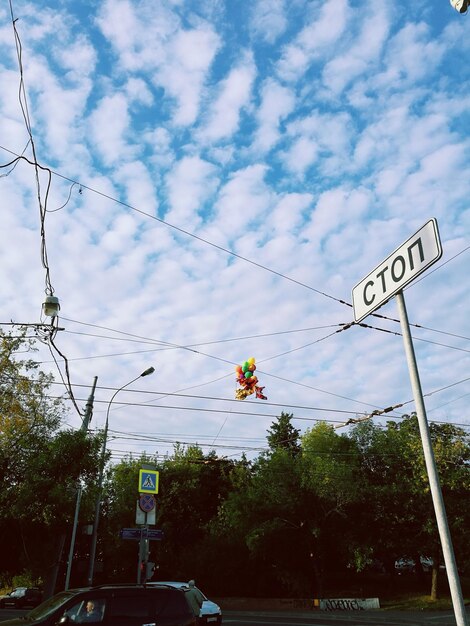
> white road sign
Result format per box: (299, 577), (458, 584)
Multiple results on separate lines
(352, 219), (442, 323)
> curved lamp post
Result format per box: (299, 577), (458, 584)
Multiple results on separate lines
(87, 366), (155, 585)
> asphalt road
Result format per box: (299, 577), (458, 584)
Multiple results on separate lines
(1, 606), (469, 626)
(221, 609), (468, 626)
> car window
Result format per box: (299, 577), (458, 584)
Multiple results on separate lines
(106, 594), (151, 626)
(65, 597), (106, 623)
(27, 591), (75, 621)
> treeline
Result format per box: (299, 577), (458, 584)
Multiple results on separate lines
(1, 332), (469, 599)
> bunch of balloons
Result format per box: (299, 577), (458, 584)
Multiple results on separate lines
(235, 357), (267, 400)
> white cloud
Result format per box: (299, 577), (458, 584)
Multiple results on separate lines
(160, 26), (221, 125)
(322, 4), (390, 95)
(52, 35), (97, 79)
(164, 155), (218, 228)
(124, 78), (154, 107)
(276, 0), (349, 82)
(199, 52), (256, 142)
(250, 0), (288, 44)
(96, 0), (220, 126)
(282, 110), (353, 177)
(88, 93), (133, 166)
(252, 78), (296, 153)
(1, 0), (469, 460)
(283, 137), (318, 177)
(270, 192), (314, 234)
(114, 161), (159, 216)
(144, 127), (175, 169)
(384, 22), (446, 85)
(303, 186), (372, 250)
(207, 164), (273, 243)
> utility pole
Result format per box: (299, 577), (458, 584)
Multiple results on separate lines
(87, 367), (155, 586)
(65, 376), (98, 590)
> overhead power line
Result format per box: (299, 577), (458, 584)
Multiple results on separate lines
(1, 141), (468, 336)
(0, 146), (348, 306)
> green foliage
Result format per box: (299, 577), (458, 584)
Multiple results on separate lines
(0, 331), (102, 589)
(1, 356), (469, 602)
(266, 412), (301, 456)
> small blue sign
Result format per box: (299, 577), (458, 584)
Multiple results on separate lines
(120, 528), (142, 540)
(120, 528), (164, 541)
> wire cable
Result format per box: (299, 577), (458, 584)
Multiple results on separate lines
(7, 7), (55, 298)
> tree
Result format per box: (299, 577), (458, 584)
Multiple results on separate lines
(97, 444), (237, 592)
(266, 412), (301, 457)
(349, 415), (470, 599)
(0, 331), (102, 592)
(299, 422), (363, 595)
(213, 444), (314, 596)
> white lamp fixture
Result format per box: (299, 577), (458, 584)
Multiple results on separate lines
(42, 295), (60, 317)
(449, 0), (468, 13)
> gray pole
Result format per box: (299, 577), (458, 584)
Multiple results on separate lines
(396, 291), (468, 626)
(65, 376), (98, 590)
(81, 376), (99, 432)
(87, 367), (155, 586)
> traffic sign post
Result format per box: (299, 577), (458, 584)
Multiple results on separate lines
(352, 219), (468, 626)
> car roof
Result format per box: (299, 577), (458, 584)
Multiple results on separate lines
(66, 584), (187, 594)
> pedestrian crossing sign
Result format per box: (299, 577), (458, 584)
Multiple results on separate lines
(138, 469), (159, 494)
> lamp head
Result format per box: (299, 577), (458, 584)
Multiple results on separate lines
(141, 366), (155, 377)
(42, 295), (60, 317)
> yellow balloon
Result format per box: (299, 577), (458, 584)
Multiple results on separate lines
(248, 356), (255, 365)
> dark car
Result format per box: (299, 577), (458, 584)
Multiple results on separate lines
(148, 582), (222, 625)
(0, 588), (43, 609)
(0, 584), (197, 626)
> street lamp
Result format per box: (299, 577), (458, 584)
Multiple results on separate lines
(42, 295), (60, 317)
(86, 366), (155, 586)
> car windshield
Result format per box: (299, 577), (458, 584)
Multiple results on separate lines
(11, 589), (26, 597)
(25, 592), (77, 621)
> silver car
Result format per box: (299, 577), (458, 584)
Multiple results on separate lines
(148, 581), (222, 625)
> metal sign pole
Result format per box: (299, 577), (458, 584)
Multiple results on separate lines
(396, 291), (468, 626)
(137, 528), (144, 584)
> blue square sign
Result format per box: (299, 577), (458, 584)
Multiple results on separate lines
(138, 469), (159, 494)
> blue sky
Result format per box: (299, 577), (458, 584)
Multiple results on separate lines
(0, 0), (469, 462)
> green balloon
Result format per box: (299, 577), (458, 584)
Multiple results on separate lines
(245, 371), (253, 378)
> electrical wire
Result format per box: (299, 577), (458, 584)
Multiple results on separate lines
(47, 181), (79, 213)
(7, 6), (55, 298)
(50, 314), (469, 420)
(5, 10), (82, 420)
(1, 138), (469, 331)
(0, 142), (349, 305)
(60, 323), (343, 347)
(44, 318), (384, 411)
(48, 381), (389, 417)
(45, 321), (83, 416)
(41, 386), (470, 431)
(357, 321), (470, 355)
(5, 136), (468, 327)
(406, 244), (470, 288)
